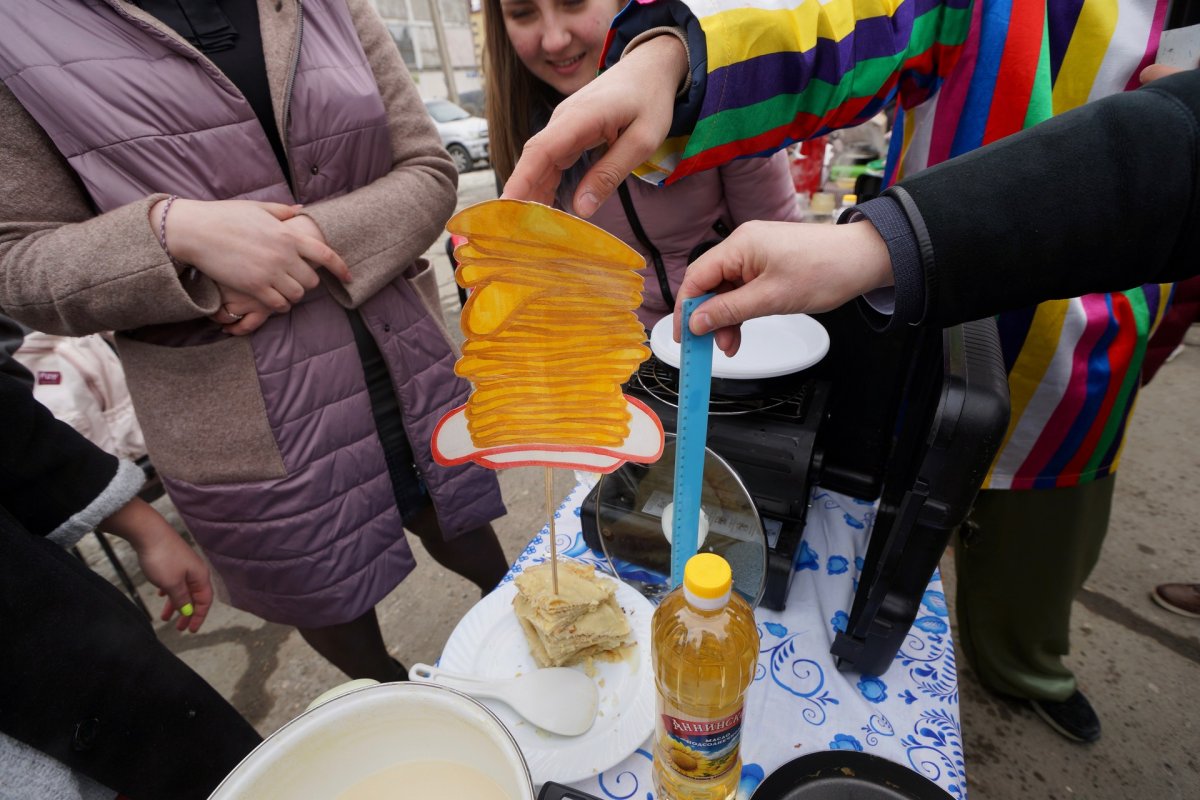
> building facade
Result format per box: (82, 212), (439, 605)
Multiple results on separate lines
(371, 0), (482, 99)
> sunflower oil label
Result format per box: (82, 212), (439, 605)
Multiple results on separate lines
(657, 707), (744, 780)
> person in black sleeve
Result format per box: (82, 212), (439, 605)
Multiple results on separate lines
(0, 344), (261, 799)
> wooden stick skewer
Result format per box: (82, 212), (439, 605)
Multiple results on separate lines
(545, 466), (558, 595)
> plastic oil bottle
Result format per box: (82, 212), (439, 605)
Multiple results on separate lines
(652, 553), (759, 800)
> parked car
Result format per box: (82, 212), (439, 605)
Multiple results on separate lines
(456, 88), (485, 119)
(424, 98), (489, 173)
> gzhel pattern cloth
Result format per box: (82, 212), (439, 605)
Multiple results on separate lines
(498, 481), (967, 799)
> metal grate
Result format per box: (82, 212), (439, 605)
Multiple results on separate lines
(632, 355), (812, 419)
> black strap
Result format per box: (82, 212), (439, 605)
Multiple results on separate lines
(136, 0), (238, 53)
(1168, 0), (1199, 27)
(617, 181), (674, 308)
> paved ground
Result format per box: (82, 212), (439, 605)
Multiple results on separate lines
(82, 168), (1200, 798)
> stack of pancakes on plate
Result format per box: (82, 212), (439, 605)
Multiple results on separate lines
(513, 560), (632, 668)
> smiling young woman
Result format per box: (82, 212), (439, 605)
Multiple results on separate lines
(485, 0), (620, 183)
(483, 0), (802, 329)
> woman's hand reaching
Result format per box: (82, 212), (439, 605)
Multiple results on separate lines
(152, 198), (352, 315)
(503, 34), (687, 217)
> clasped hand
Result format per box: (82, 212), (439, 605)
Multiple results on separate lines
(152, 198), (351, 335)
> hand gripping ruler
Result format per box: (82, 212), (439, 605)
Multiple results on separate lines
(670, 293), (715, 587)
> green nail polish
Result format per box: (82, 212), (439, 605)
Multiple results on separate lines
(180, 603), (194, 617)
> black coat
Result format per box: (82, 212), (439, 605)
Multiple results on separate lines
(0, 365), (261, 799)
(888, 69), (1200, 328)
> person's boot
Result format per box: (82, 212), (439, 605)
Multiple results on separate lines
(1151, 583), (1200, 618)
(1029, 690), (1101, 743)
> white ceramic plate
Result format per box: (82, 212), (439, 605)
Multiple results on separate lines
(438, 576), (655, 785)
(649, 313), (830, 379)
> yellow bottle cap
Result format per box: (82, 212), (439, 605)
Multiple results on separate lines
(842, 194), (858, 206)
(684, 553), (732, 600)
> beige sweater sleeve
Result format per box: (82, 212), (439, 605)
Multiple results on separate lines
(300, 0), (459, 309)
(0, 85), (219, 336)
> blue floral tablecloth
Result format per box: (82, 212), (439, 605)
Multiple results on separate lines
(496, 479), (965, 799)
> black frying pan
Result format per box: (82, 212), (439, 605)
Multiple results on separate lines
(538, 750), (952, 800)
(749, 750), (954, 799)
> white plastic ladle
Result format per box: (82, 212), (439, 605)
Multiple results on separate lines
(410, 663), (599, 737)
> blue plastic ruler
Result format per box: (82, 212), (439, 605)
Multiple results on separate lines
(670, 293), (715, 587)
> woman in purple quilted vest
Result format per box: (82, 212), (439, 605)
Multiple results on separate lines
(0, 0), (508, 684)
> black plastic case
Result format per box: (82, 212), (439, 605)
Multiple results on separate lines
(825, 318), (1009, 675)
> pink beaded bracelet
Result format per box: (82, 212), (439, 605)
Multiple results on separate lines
(157, 194), (180, 266)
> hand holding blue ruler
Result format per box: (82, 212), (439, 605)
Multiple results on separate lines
(670, 293), (714, 587)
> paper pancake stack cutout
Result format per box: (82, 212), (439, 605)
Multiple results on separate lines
(432, 199), (664, 474)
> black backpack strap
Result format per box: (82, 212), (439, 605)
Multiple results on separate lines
(1168, 0), (1199, 27)
(616, 181), (674, 308)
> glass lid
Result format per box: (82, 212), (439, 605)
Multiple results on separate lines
(592, 434), (767, 607)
